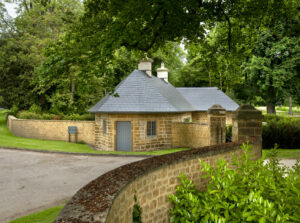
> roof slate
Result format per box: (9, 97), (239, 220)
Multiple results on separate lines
(177, 87), (239, 111)
(89, 70), (239, 113)
(88, 70), (195, 113)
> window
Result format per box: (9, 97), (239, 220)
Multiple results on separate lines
(147, 121), (156, 136)
(103, 120), (107, 135)
(184, 118), (191, 123)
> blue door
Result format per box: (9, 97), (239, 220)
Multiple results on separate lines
(116, 121), (131, 151)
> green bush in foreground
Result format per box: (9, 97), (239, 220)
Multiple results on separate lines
(169, 143), (300, 223)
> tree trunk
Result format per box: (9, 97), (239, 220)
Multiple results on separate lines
(266, 103), (276, 114)
(289, 97), (293, 115)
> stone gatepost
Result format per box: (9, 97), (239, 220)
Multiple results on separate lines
(208, 104), (226, 145)
(232, 105), (263, 158)
(231, 105), (263, 143)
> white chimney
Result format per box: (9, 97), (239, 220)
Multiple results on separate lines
(157, 63), (169, 82)
(138, 58), (153, 76)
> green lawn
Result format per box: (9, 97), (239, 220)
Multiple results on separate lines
(8, 205), (64, 223)
(263, 149), (300, 159)
(0, 111), (189, 155)
(256, 106), (300, 116)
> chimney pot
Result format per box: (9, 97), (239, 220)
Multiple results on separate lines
(157, 62), (169, 82)
(138, 58), (153, 76)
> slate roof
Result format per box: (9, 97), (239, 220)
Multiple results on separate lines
(89, 70), (195, 113)
(177, 87), (239, 111)
(89, 70), (239, 113)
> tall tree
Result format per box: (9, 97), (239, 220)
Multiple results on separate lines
(0, 0), (82, 110)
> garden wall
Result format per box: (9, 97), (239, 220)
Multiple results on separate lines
(7, 115), (95, 146)
(55, 142), (262, 223)
(172, 122), (210, 148)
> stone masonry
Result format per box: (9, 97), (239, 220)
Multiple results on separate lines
(208, 105), (226, 145)
(95, 105), (230, 151)
(7, 115), (95, 145)
(54, 104), (263, 223)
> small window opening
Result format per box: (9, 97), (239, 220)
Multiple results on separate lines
(147, 121), (156, 136)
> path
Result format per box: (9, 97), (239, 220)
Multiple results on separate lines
(0, 148), (145, 223)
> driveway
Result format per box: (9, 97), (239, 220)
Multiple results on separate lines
(0, 148), (145, 223)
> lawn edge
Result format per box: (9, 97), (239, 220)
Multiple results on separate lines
(0, 146), (154, 157)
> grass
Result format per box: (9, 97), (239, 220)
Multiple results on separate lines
(256, 106), (300, 116)
(0, 110), (189, 155)
(263, 149), (300, 159)
(8, 205), (64, 223)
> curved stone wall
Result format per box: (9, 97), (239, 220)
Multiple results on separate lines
(55, 142), (261, 223)
(7, 115), (95, 146)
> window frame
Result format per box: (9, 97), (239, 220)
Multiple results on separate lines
(147, 121), (157, 137)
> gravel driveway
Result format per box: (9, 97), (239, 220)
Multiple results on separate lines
(0, 148), (145, 223)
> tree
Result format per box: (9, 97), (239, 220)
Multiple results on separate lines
(244, 23), (300, 114)
(82, 0), (294, 53)
(0, 0), (83, 110)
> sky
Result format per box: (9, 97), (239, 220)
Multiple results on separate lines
(4, 2), (17, 18)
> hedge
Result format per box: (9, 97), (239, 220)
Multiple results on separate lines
(263, 115), (300, 149)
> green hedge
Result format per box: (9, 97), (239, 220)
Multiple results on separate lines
(263, 115), (300, 149)
(15, 110), (94, 121)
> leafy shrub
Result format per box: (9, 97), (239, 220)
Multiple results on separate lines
(263, 115), (300, 149)
(226, 125), (232, 142)
(29, 104), (42, 114)
(132, 193), (142, 223)
(9, 105), (19, 116)
(169, 143), (300, 223)
(16, 110), (94, 121)
(62, 113), (94, 121)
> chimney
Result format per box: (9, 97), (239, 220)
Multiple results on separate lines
(138, 58), (153, 76)
(157, 63), (169, 82)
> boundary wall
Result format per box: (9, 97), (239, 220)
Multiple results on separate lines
(7, 115), (95, 146)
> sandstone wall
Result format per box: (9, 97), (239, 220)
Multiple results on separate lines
(55, 142), (262, 223)
(95, 113), (192, 151)
(7, 115), (95, 146)
(191, 111), (233, 125)
(172, 122), (209, 148)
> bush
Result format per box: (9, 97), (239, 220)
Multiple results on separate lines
(9, 105), (19, 116)
(29, 104), (42, 114)
(16, 110), (94, 121)
(263, 115), (300, 149)
(226, 125), (232, 142)
(169, 143), (300, 223)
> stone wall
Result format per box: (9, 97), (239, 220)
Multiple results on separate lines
(7, 115), (95, 146)
(191, 111), (233, 125)
(54, 104), (262, 223)
(172, 122), (209, 148)
(95, 113), (192, 151)
(54, 142), (262, 223)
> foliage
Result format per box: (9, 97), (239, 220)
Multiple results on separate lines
(16, 110), (94, 120)
(225, 125), (232, 142)
(8, 205), (64, 223)
(169, 143), (300, 222)
(243, 24), (300, 113)
(0, 0), (83, 110)
(262, 115), (300, 149)
(132, 193), (142, 223)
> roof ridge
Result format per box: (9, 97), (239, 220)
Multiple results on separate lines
(176, 87), (218, 89)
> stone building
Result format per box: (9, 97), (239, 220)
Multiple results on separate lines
(89, 59), (238, 151)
